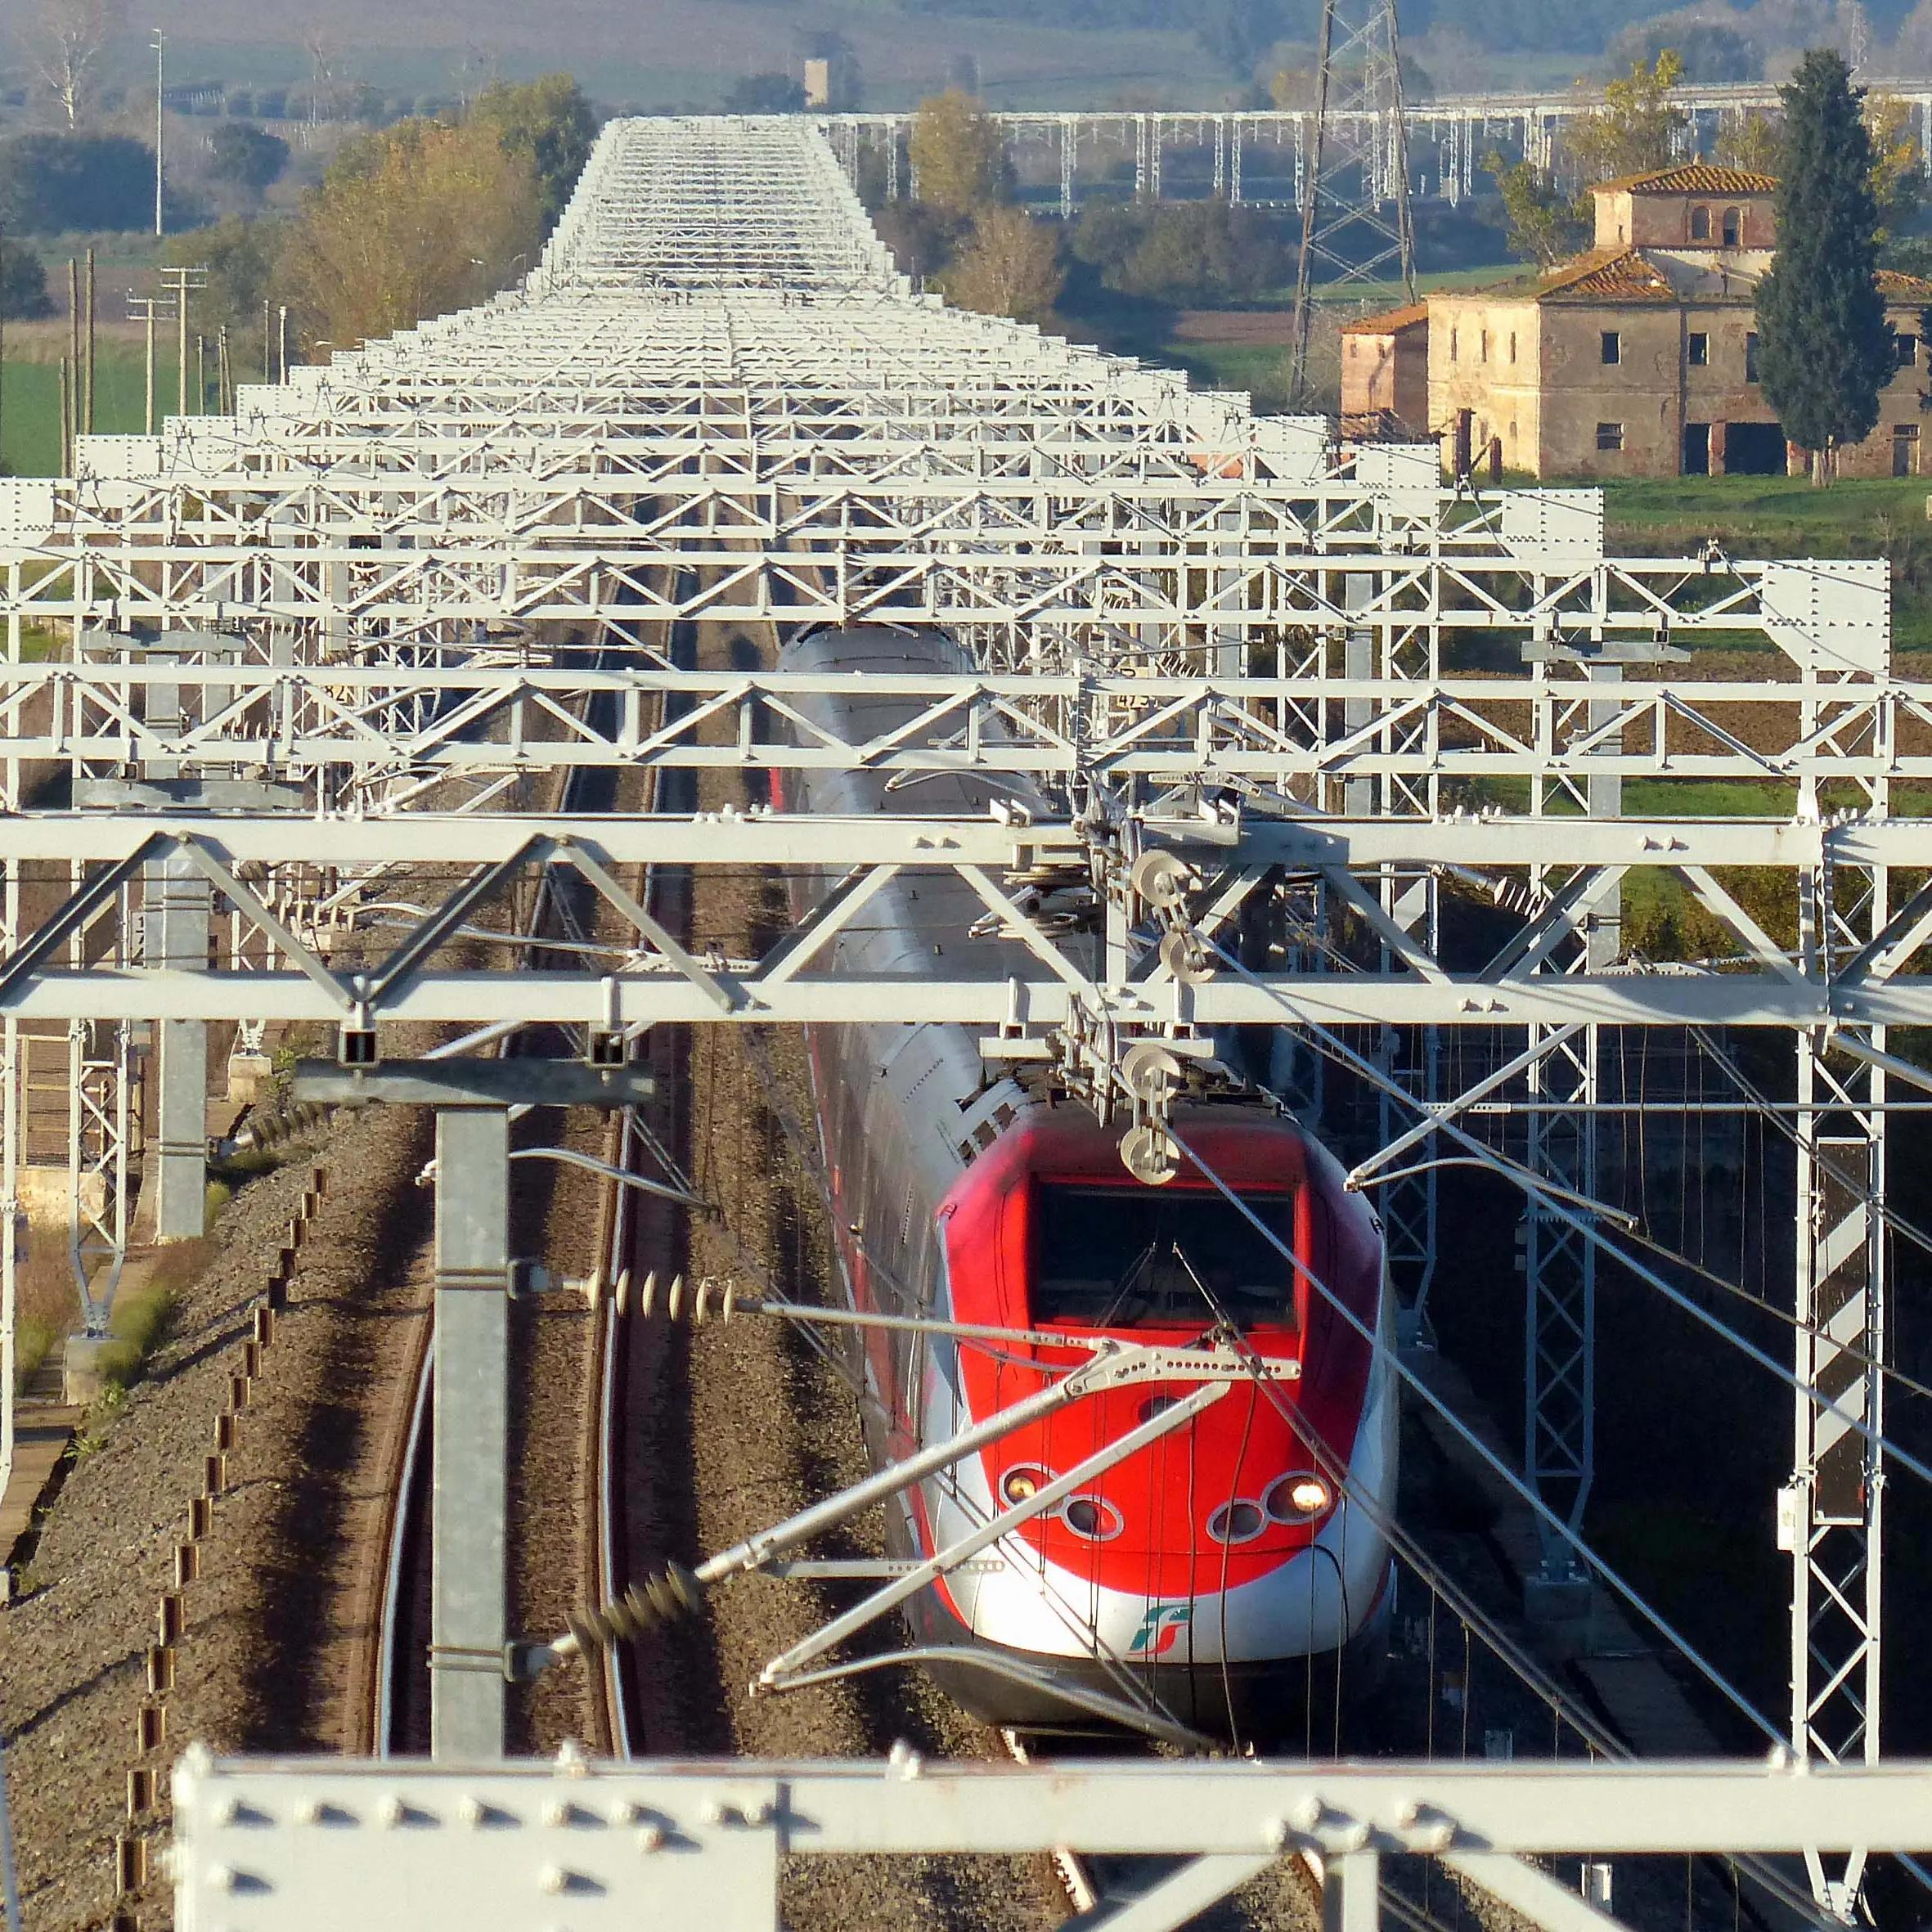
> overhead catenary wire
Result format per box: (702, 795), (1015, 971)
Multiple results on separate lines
(1215, 952), (1932, 1500)
(1166, 1119), (1788, 1753)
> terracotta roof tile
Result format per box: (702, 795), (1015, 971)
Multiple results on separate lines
(1531, 248), (1677, 303)
(1879, 268), (1932, 303)
(1340, 301), (1430, 335)
(1594, 163), (1778, 195)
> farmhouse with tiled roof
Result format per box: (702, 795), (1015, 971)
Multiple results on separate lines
(1341, 164), (1932, 478)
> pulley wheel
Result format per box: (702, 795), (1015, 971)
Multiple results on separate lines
(1121, 1123), (1179, 1186)
(1130, 849), (1195, 910)
(1159, 926), (1215, 984)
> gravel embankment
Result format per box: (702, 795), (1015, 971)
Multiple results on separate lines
(604, 620), (1067, 1931)
(0, 1096), (431, 1932)
(504, 1103), (606, 1757)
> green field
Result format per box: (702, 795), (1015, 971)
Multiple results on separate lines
(1597, 475), (1932, 651)
(1155, 339), (1288, 402)
(1599, 474), (1932, 548)
(1, 348), (191, 477)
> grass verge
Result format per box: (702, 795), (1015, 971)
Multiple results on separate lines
(88, 1235), (216, 1391)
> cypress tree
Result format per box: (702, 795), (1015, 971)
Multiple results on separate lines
(1754, 49), (1894, 484)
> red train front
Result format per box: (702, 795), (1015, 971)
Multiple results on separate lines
(784, 624), (1397, 1742)
(890, 1102), (1395, 1739)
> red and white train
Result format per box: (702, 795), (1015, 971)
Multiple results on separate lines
(775, 625), (1397, 1740)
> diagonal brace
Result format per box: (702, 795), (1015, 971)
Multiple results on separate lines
(0, 843), (155, 1005)
(759, 1382), (1224, 1687)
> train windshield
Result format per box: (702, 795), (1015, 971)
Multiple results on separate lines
(1031, 1184), (1300, 1329)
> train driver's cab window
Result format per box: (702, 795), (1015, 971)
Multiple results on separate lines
(1031, 1184), (1300, 1328)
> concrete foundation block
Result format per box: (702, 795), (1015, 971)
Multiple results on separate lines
(227, 1052), (274, 1105)
(1524, 1569), (1594, 1629)
(62, 1333), (114, 1406)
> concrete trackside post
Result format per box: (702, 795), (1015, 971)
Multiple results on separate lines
(431, 1103), (510, 1759)
(150, 841), (211, 1243)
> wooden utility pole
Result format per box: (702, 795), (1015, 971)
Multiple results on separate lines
(83, 247), (95, 435)
(128, 295), (173, 435)
(65, 258), (78, 453)
(158, 266), (207, 420)
(56, 357), (70, 475)
(196, 335), (205, 416)
(217, 325), (231, 414)
(263, 299), (272, 384)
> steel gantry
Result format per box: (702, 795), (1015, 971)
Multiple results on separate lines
(824, 83), (1932, 215)
(0, 115), (1921, 1918)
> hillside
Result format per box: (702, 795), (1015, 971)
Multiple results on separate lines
(150, 0), (1237, 114)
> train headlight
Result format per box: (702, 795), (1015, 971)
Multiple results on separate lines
(1264, 1473), (1333, 1522)
(1002, 1465), (1049, 1505)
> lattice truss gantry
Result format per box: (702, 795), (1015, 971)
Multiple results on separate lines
(0, 115), (1887, 691)
(0, 115), (1917, 1913)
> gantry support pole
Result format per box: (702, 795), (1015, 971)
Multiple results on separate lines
(294, 1056), (653, 1762)
(431, 1103), (511, 1759)
(131, 640), (212, 1245)
(146, 849), (209, 1242)
(1521, 658), (1621, 1614)
(1786, 974), (1886, 1912)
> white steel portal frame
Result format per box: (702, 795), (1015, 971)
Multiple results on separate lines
(824, 87), (1932, 216)
(0, 116), (1916, 1916)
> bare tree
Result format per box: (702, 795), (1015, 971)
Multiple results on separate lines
(32, 0), (125, 133)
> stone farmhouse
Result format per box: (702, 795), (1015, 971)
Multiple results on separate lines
(1341, 164), (1932, 479)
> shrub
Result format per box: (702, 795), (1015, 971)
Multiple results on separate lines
(0, 133), (156, 234)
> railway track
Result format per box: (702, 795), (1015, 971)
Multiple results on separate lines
(355, 647), (663, 1759)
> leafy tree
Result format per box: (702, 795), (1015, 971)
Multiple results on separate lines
(725, 73), (806, 113)
(0, 133), (155, 233)
(166, 215), (281, 348)
(1564, 51), (1687, 185)
(872, 198), (968, 282)
(1754, 48), (1894, 484)
(470, 76), (597, 231)
(1865, 92), (1922, 247)
(908, 90), (1009, 218)
(209, 122), (291, 195)
(1, 242), (52, 321)
(1483, 152), (1589, 267)
(279, 118), (543, 353)
(943, 205), (1063, 322)
(1607, 16), (1759, 81)
(1714, 109), (1781, 173)
(1072, 198), (1287, 302)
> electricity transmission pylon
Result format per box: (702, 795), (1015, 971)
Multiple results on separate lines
(1288, 0), (1418, 411)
